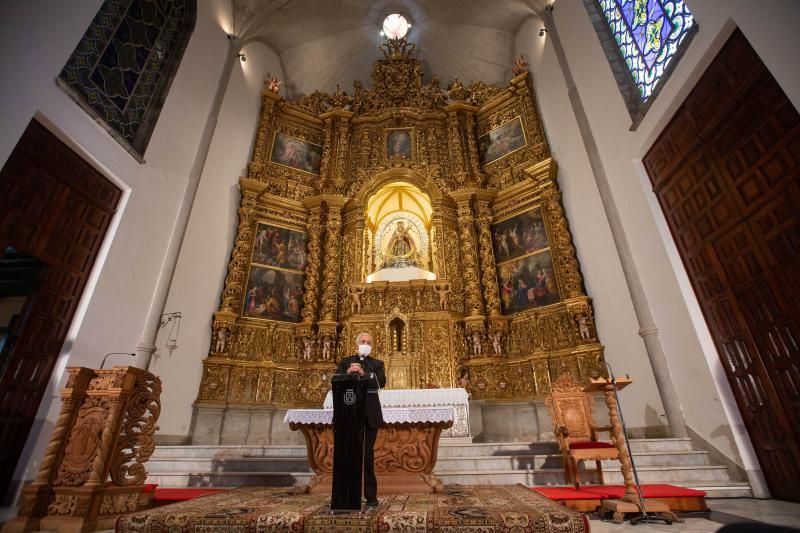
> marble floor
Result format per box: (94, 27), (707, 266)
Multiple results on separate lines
(589, 498), (800, 532)
(2, 497), (798, 532)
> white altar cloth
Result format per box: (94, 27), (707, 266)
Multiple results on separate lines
(284, 406), (454, 426)
(322, 388), (470, 438)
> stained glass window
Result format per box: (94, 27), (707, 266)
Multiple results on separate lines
(597, 0), (695, 102)
(58, 0), (196, 160)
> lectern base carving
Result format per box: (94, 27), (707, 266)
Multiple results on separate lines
(290, 420), (452, 495)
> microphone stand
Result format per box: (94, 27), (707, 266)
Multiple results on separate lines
(604, 361), (673, 525)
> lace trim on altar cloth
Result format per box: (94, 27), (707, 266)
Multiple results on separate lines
(284, 407), (454, 425)
(323, 387), (468, 409)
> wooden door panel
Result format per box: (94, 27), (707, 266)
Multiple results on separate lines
(0, 120), (121, 496)
(644, 29), (800, 501)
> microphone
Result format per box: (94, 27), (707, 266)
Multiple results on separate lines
(100, 352), (136, 369)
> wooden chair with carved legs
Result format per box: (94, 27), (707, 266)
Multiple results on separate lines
(545, 373), (619, 488)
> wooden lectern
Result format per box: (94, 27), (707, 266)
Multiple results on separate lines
(583, 377), (681, 524)
(330, 374), (371, 511)
(2, 366), (161, 533)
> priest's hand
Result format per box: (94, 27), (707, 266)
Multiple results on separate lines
(347, 363), (364, 376)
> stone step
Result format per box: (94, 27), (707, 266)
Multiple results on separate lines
(147, 457), (313, 473)
(144, 438), (745, 497)
(144, 472), (750, 499)
(683, 481), (753, 498)
(146, 448), (713, 475)
(601, 450), (711, 467)
(146, 464), (730, 487)
(146, 471), (313, 488)
(435, 464), (731, 485)
(150, 445), (307, 459)
(438, 442), (558, 457)
(434, 450), (711, 472)
(148, 439), (696, 460)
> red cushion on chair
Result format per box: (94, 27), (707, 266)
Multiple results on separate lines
(568, 441), (615, 450)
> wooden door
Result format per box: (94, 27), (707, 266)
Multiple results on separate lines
(644, 29), (800, 501)
(0, 120), (121, 495)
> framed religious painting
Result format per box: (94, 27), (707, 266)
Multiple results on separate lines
(492, 206), (560, 313)
(497, 251), (560, 313)
(385, 128), (413, 159)
(251, 222), (308, 271)
(478, 116), (527, 165)
(243, 222), (307, 322)
(491, 206), (549, 263)
(270, 132), (323, 175)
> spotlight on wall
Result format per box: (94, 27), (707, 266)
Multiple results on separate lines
(237, 52), (246, 62)
(226, 33), (236, 40)
(538, 28), (547, 37)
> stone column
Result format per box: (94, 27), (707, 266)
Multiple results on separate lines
(134, 42), (239, 370)
(543, 10), (687, 438)
(451, 191), (483, 317)
(320, 196), (347, 323)
(474, 195), (501, 316)
(300, 200), (324, 324)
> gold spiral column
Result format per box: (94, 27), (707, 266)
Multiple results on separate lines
(300, 200), (325, 324)
(219, 178), (265, 313)
(541, 185), (584, 299)
(475, 195), (501, 317)
(451, 191), (483, 317)
(320, 196), (347, 324)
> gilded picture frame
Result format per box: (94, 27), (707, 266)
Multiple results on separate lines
(385, 128), (414, 160)
(493, 206), (561, 313)
(243, 221), (307, 322)
(269, 132), (323, 175)
(478, 116), (527, 165)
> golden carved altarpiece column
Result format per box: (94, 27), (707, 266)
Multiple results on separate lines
(195, 37), (605, 412)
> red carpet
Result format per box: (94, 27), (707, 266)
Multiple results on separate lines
(533, 484), (708, 512)
(140, 483), (705, 513)
(141, 484), (226, 504)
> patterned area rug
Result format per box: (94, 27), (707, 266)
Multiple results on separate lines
(116, 484), (588, 532)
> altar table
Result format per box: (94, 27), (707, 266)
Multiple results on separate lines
(285, 406), (454, 494)
(323, 387), (470, 438)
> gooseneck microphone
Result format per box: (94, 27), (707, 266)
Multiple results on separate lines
(100, 352), (136, 369)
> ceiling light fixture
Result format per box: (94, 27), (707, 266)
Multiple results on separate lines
(382, 13), (409, 40)
(237, 53), (246, 62)
(539, 28), (547, 37)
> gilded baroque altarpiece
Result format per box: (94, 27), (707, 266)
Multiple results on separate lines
(195, 38), (604, 412)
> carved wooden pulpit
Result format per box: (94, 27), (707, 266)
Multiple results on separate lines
(3, 366), (161, 533)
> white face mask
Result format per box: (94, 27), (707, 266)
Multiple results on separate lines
(357, 344), (372, 357)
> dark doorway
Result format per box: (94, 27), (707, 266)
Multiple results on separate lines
(0, 120), (122, 497)
(644, 29), (800, 501)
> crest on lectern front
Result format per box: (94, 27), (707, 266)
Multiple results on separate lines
(344, 389), (356, 406)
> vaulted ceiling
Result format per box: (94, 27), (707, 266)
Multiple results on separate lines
(232, 0), (549, 99)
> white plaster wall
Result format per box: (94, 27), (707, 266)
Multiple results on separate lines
(529, 0), (800, 469)
(514, 19), (669, 434)
(153, 41), (285, 441)
(0, 0), (232, 493)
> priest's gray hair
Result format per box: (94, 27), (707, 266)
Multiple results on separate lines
(355, 332), (372, 344)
